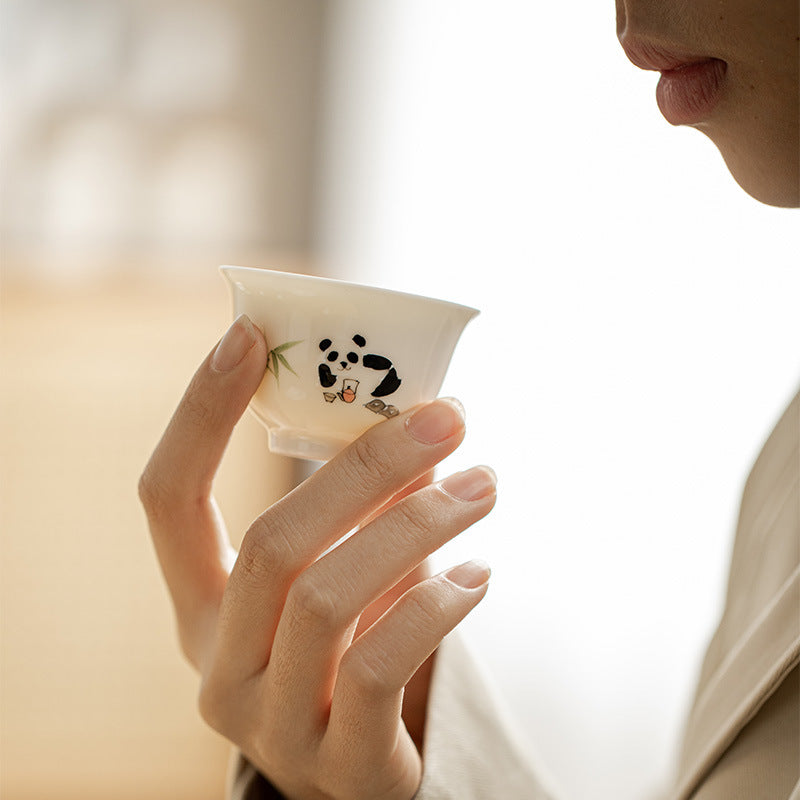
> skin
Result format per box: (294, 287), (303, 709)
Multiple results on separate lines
(139, 315), (495, 800)
(141, 4), (798, 799)
(616, 0), (800, 207)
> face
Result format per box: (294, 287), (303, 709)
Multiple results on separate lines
(617, 0), (799, 207)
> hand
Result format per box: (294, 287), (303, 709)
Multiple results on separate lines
(138, 315), (495, 800)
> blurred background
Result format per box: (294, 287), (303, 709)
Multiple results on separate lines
(1, 2), (798, 800)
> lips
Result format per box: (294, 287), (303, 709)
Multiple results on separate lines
(656, 59), (727, 125)
(620, 39), (727, 125)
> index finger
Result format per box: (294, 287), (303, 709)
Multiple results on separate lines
(139, 315), (268, 649)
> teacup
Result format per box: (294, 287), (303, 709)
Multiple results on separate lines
(221, 266), (479, 460)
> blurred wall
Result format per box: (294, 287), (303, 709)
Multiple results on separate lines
(1, 2), (326, 798)
(0, 278), (304, 800)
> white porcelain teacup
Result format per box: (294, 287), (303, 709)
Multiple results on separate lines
(221, 266), (479, 460)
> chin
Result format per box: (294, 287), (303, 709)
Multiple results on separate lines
(725, 158), (800, 209)
(700, 128), (800, 209)
(734, 178), (800, 209)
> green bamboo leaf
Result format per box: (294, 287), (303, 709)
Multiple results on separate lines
(265, 339), (303, 385)
(273, 340), (303, 354)
(276, 353), (298, 376)
(267, 351), (281, 378)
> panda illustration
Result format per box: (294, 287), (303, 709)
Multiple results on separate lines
(318, 334), (401, 408)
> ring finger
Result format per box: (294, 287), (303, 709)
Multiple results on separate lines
(266, 466), (497, 728)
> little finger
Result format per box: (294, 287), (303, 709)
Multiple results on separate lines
(326, 561), (491, 765)
(266, 468), (496, 725)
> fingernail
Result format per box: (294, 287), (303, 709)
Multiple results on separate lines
(211, 315), (256, 373)
(406, 398), (465, 445)
(444, 559), (491, 589)
(440, 466), (497, 502)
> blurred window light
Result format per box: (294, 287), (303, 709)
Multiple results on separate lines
(127, 3), (242, 113)
(42, 115), (145, 251)
(0, 0), (126, 108)
(314, 5), (800, 800)
(151, 124), (267, 249)
(1, 1), (322, 277)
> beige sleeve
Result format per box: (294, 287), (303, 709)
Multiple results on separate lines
(226, 753), (282, 800)
(686, 665), (799, 800)
(415, 633), (558, 800)
(226, 633), (558, 800)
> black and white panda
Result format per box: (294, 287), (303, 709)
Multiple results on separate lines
(317, 334), (401, 403)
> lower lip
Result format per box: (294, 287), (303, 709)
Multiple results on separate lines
(656, 59), (727, 125)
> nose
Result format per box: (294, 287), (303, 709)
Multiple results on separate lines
(615, 0), (627, 37)
(340, 361), (348, 368)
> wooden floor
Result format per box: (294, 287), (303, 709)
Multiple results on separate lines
(1, 265), (298, 799)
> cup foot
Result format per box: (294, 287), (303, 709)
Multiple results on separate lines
(268, 427), (352, 462)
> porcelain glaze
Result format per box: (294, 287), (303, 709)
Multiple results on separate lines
(221, 266), (479, 460)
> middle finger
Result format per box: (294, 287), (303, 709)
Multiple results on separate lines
(211, 398), (466, 680)
(267, 465), (497, 726)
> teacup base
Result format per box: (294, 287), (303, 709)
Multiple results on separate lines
(268, 427), (353, 462)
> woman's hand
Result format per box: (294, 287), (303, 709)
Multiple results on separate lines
(138, 315), (495, 800)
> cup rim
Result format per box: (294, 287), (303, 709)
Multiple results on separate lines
(220, 265), (480, 319)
